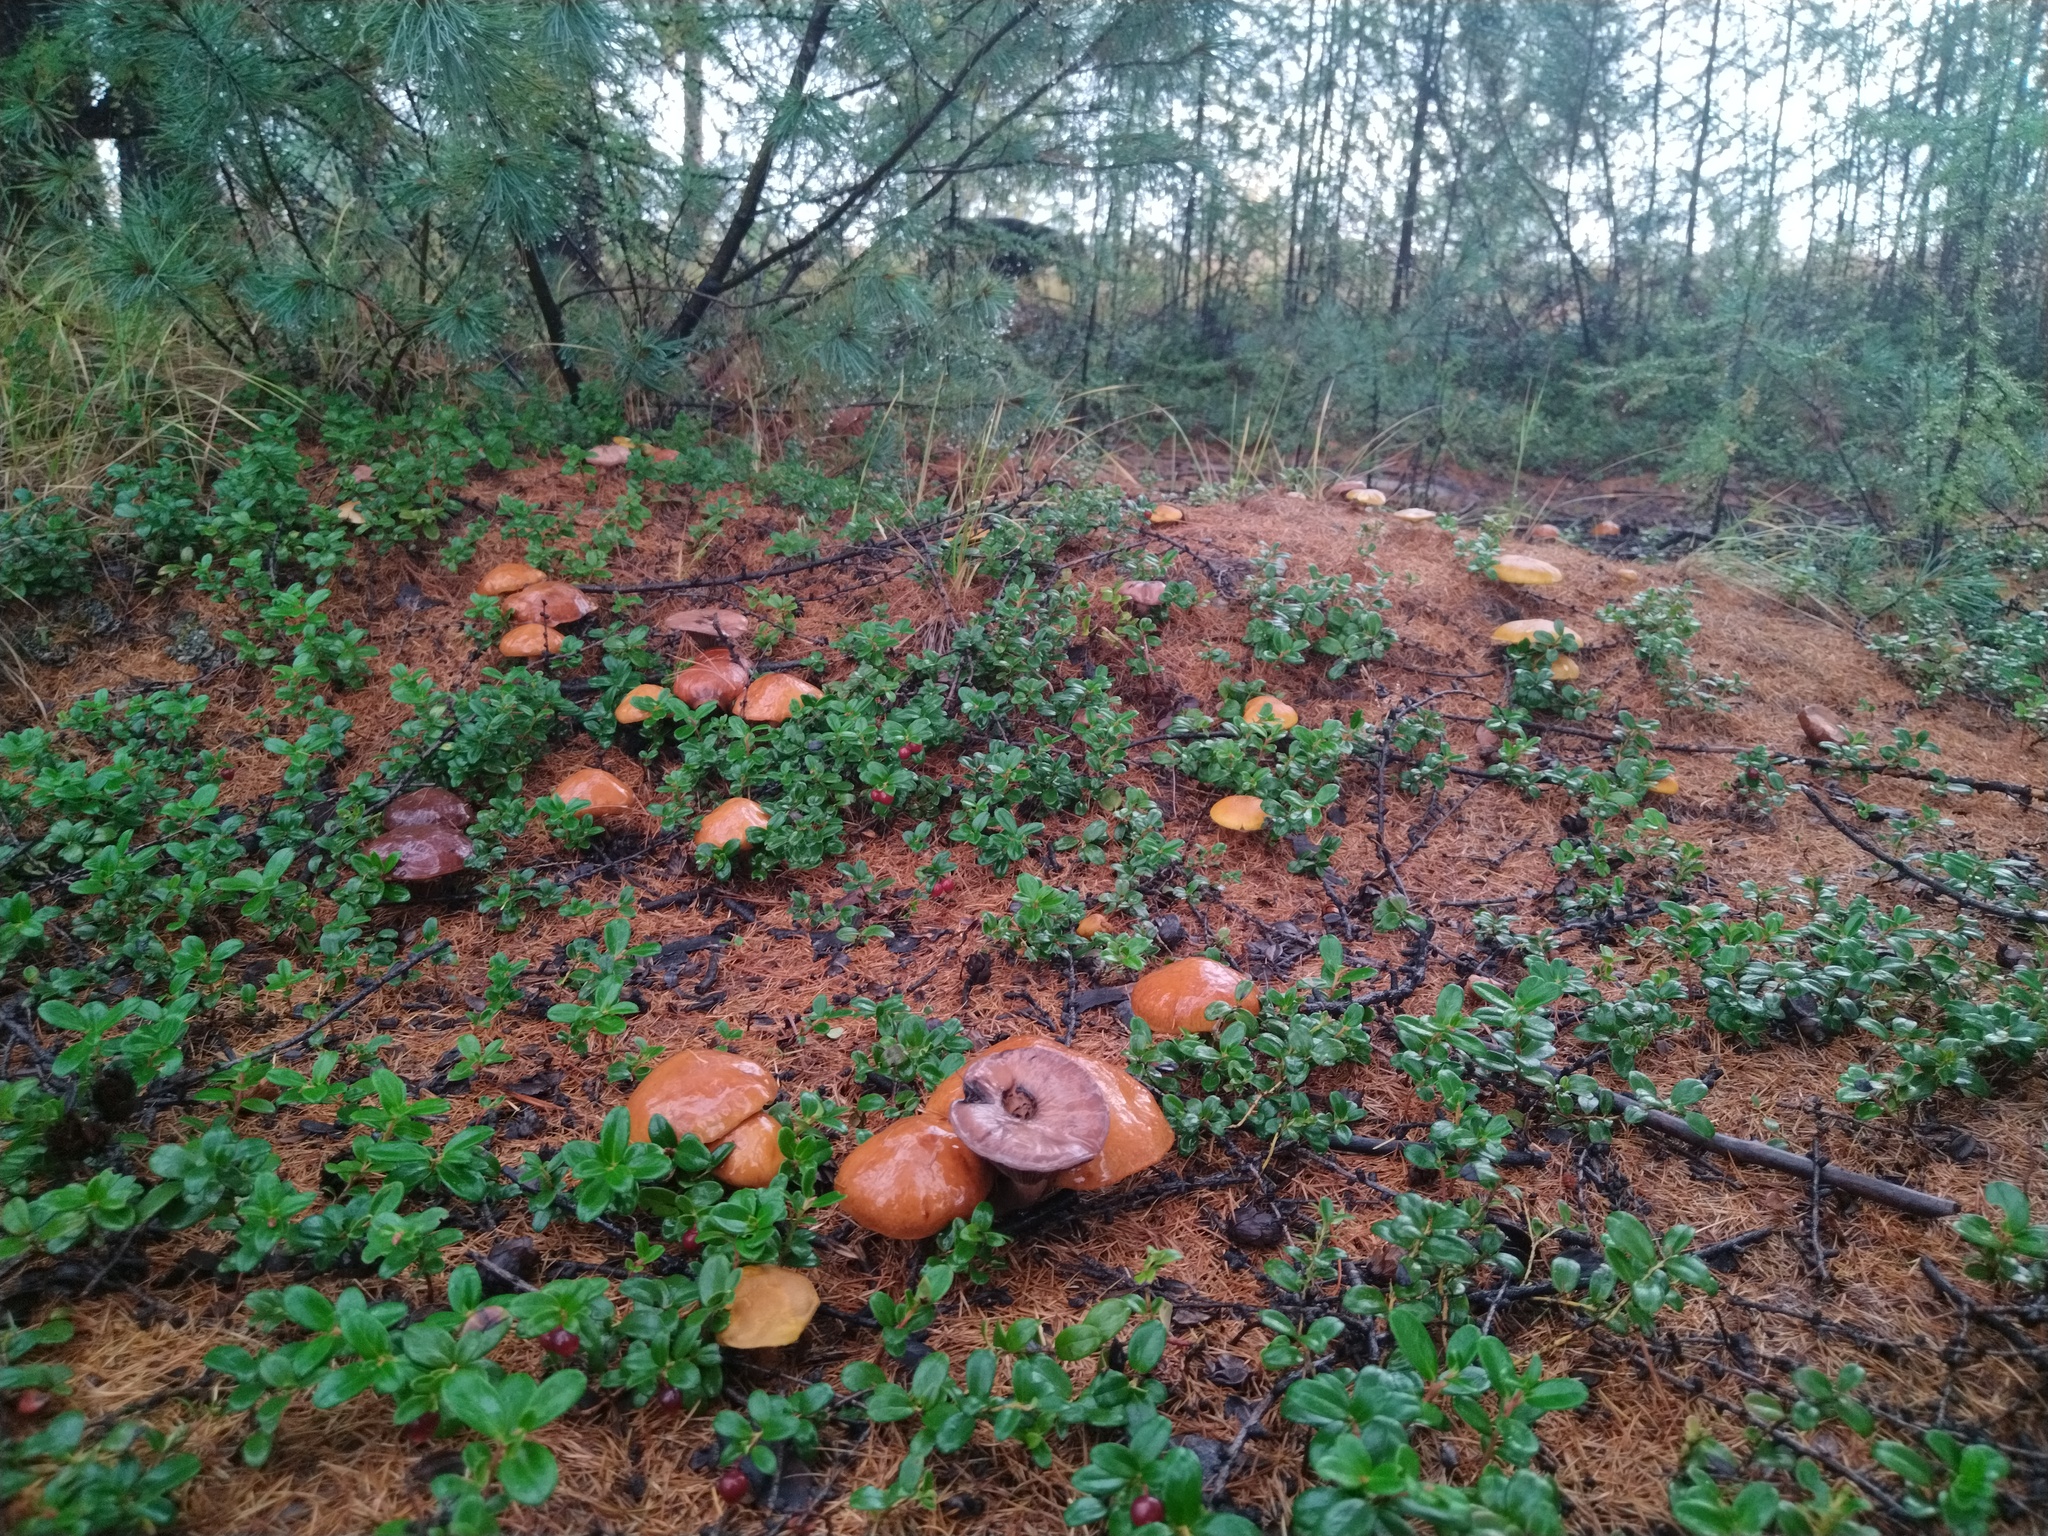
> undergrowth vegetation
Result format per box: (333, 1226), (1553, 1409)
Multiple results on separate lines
(1, 387), (2045, 1536)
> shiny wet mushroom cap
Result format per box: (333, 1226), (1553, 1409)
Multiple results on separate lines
(363, 825), (472, 883)
(551, 768), (637, 827)
(835, 1116), (994, 1239)
(384, 787), (473, 830)
(1490, 618), (1580, 646)
(697, 796), (770, 852)
(1492, 554), (1563, 586)
(614, 684), (665, 724)
(1798, 705), (1852, 750)
(1209, 794), (1266, 831)
(717, 1265), (819, 1349)
(477, 562), (547, 596)
(499, 622), (568, 658)
(1241, 694), (1298, 728)
(737, 673), (823, 723)
(502, 581), (597, 627)
(947, 1046), (1110, 1201)
(672, 656), (752, 711)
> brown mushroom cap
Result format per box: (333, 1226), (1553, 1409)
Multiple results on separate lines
(711, 1112), (785, 1189)
(502, 581), (597, 627)
(1129, 957), (1258, 1038)
(551, 768), (637, 827)
(717, 1265), (820, 1349)
(1119, 579), (1168, 610)
(585, 442), (631, 468)
(1241, 694), (1299, 729)
(384, 787), (474, 830)
(478, 562), (547, 596)
(947, 1046), (1110, 1195)
(1592, 519), (1623, 537)
(672, 657), (752, 711)
(1209, 794), (1266, 831)
(924, 1038), (1172, 1192)
(657, 607), (752, 647)
(627, 1048), (777, 1144)
(1549, 655), (1581, 682)
(1530, 523), (1562, 541)
(1492, 554), (1563, 586)
(698, 796), (771, 852)
(834, 1116), (994, 1239)
(1076, 912), (1110, 939)
(1798, 705), (1852, 751)
(614, 684), (665, 724)
(499, 622), (568, 658)
(1344, 486), (1387, 506)
(363, 825), (473, 883)
(737, 673), (823, 723)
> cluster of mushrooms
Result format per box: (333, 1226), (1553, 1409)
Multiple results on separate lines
(613, 955), (1257, 1350)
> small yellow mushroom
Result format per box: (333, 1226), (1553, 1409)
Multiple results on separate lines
(1344, 487), (1387, 506)
(717, 1265), (820, 1349)
(1649, 774), (1679, 795)
(1492, 554), (1563, 586)
(1241, 694), (1299, 729)
(1209, 794), (1266, 831)
(1391, 508), (1436, 523)
(1490, 619), (1581, 646)
(1549, 656), (1580, 681)
(1077, 912), (1111, 939)
(1148, 504), (1187, 525)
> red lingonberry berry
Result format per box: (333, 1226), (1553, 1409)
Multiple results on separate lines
(402, 1411), (439, 1446)
(898, 744), (918, 763)
(715, 1466), (752, 1504)
(539, 1326), (579, 1358)
(1131, 1494), (1165, 1527)
(869, 788), (893, 805)
(932, 875), (956, 897)
(679, 1227), (701, 1256)
(14, 1390), (52, 1416)
(654, 1385), (685, 1412)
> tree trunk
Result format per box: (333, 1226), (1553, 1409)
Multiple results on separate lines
(1680, 0), (1722, 302)
(1389, 0), (1446, 317)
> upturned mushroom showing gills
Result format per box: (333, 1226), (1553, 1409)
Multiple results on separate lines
(1129, 956), (1258, 1037)
(500, 622), (567, 658)
(717, 1265), (820, 1349)
(1491, 618), (1580, 646)
(362, 825), (472, 884)
(834, 1116), (994, 1238)
(924, 1038), (1172, 1194)
(946, 1045), (1110, 1204)
(550, 768), (636, 828)
(658, 607), (751, 647)
(627, 1048), (776, 1144)
(737, 673), (823, 723)
(502, 580), (597, 627)
(1241, 694), (1298, 729)
(477, 561), (547, 596)
(383, 787), (473, 829)
(1492, 554), (1563, 586)
(698, 796), (770, 853)
(672, 657), (751, 711)
(1209, 794), (1266, 831)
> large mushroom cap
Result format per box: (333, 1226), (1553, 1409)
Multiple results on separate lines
(925, 1038), (1172, 1192)
(835, 1116), (994, 1239)
(1129, 957), (1258, 1038)
(1798, 705), (1851, 750)
(614, 684), (665, 724)
(1241, 694), (1299, 729)
(502, 580), (597, 627)
(478, 562), (547, 596)
(673, 657), (751, 711)
(738, 673), (823, 723)
(1490, 618), (1580, 647)
(1119, 579), (1168, 611)
(698, 796), (771, 852)
(717, 1265), (819, 1349)
(384, 787), (473, 830)
(1209, 794), (1266, 831)
(627, 1049), (777, 1144)
(1147, 504), (1186, 525)
(947, 1046), (1110, 1180)
(551, 768), (637, 827)
(711, 1112), (785, 1189)
(500, 622), (568, 658)
(1344, 486), (1387, 506)
(1529, 523), (1562, 541)
(1391, 507), (1436, 523)
(1492, 555), (1563, 586)
(363, 825), (473, 883)
(657, 607), (751, 647)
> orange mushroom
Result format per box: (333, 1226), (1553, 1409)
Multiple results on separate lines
(697, 796), (770, 853)
(1077, 912), (1111, 939)
(1242, 695), (1299, 729)
(614, 684), (666, 724)
(1128, 957), (1258, 1038)
(711, 1112), (786, 1189)
(499, 623), (568, 658)
(924, 1037), (1171, 1194)
(1530, 523), (1562, 541)
(478, 562), (547, 596)
(550, 768), (637, 828)
(1492, 554), (1563, 586)
(1649, 773), (1679, 795)
(834, 1117), (994, 1239)
(1592, 519), (1623, 537)
(1147, 504), (1186, 525)
(1490, 619), (1581, 646)
(1798, 705), (1851, 751)
(1548, 655), (1581, 682)
(672, 657), (752, 711)
(1209, 794), (1266, 831)
(626, 1048), (776, 1144)
(1344, 486), (1387, 507)
(738, 673), (823, 723)
(502, 581), (597, 627)
(717, 1265), (820, 1349)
